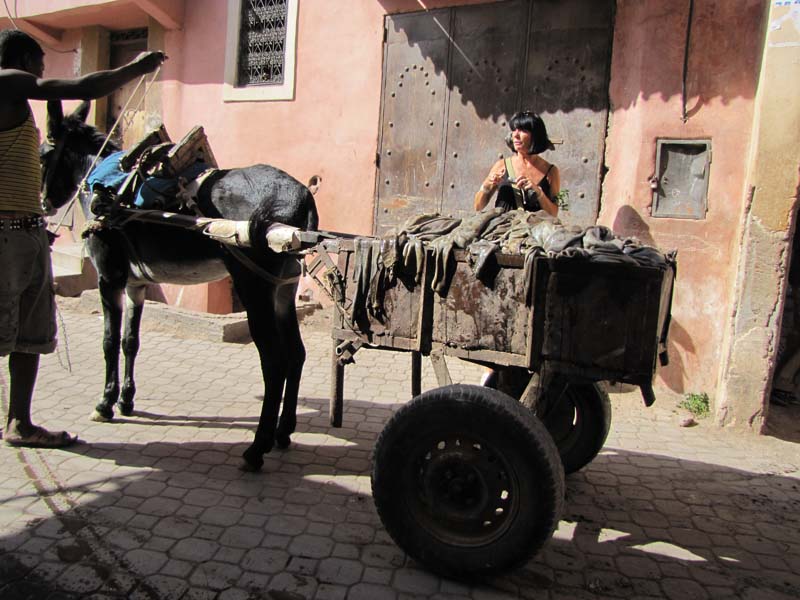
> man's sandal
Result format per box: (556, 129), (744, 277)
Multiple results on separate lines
(4, 426), (77, 449)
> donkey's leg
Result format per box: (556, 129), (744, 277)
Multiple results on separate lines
(119, 284), (146, 416)
(275, 283), (305, 450)
(91, 279), (125, 422)
(243, 301), (289, 470)
(229, 272), (288, 471)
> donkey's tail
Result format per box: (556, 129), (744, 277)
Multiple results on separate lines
(305, 178), (320, 232)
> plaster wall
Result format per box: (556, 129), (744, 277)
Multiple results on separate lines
(716, 2), (800, 430)
(598, 0), (766, 400)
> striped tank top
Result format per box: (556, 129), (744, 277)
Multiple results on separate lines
(0, 110), (43, 214)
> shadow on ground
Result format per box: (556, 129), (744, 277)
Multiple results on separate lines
(1, 395), (799, 600)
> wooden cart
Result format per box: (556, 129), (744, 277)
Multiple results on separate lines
(306, 236), (675, 578)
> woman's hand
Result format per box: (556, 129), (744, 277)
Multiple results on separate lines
(515, 175), (543, 200)
(482, 164), (505, 191)
(475, 161), (506, 211)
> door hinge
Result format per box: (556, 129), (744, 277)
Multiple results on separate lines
(375, 152), (381, 168)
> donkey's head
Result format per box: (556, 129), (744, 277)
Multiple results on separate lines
(40, 100), (120, 212)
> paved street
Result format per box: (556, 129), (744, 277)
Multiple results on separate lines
(1, 298), (799, 600)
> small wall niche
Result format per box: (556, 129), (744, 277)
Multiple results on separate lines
(652, 139), (711, 219)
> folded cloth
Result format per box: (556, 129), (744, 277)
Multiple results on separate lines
(86, 151), (128, 191)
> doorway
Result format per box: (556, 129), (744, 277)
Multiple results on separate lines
(107, 28), (149, 148)
(770, 220), (800, 441)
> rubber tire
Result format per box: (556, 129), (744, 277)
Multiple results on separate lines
(371, 384), (565, 579)
(535, 383), (612, 475)
(493, 369), (612, 475)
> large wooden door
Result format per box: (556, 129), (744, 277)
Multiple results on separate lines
(375, 0), (614, 234)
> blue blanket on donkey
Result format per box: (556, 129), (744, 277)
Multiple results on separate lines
(87, 151), (210, 209)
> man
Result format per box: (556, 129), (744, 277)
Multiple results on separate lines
(0, 29), (165, 447)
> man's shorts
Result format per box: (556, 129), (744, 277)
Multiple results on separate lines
(0, 227), (57, 356)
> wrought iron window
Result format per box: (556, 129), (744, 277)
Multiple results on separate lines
(237, 0), (288, 87)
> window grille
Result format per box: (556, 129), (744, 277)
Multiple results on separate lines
(237, 0), (288, 87)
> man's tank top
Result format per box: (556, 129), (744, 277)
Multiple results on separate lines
(0, 109), (43, 214)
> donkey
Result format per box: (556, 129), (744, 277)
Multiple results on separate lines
(41, 100), (319, 472)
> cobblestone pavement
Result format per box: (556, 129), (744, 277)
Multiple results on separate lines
(0, 299), (798, 600)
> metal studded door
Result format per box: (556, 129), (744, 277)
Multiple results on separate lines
(376, 10), (451, 236)
(520, 0), (614, 226)
(440, 1), (528, 220)
(375, 0), (614, 233)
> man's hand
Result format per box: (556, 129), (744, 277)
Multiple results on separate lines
(131, 51), (167, 75)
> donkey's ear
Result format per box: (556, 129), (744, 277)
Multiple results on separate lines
(46, 100), (64, 143)
(71, 100), (91, 123)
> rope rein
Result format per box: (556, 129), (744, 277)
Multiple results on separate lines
(48, 65), (162, 235)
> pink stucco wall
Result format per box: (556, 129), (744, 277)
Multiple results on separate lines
(9, 1), (770, 393)
(599, 0), (765, 396)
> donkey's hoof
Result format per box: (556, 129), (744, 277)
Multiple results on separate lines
(275, 433), (291, 450)
(241, 447), (264, 472)
(90, 408), (113, 422)
(238, 459), (262, 473)
(119, 402), (134, 417)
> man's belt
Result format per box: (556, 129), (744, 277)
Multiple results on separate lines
(0, 215), (46, 231)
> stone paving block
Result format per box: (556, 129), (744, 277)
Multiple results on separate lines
(217, 588), (252, 600)
(170, 537), (219, 562)
(124, 548), (168, 576)
(161, 558), (193, 578)
(195, 524), (224, 541)
(317, 556), (364, 585)
(660, 576), (709, 599)
(268, 571), (319, 598)
(241, 547), (290, 574)
(143, 535), (175, 552)
(392, 566), (440, 595)
(314, 582), (348, 600)
(184, 488), (226, 507)
(136, 497), (181, 518)
(214, 545), (246, 565)
(218, 525), (265, 549)
(350, 582), (398, 600)
(56, 563), (107, 595)
(265, 514), (308, 536)
(189, 560), (242, 591)
(289, 533), (335, 559)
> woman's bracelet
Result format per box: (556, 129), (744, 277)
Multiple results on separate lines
(480, 183), (492, 194)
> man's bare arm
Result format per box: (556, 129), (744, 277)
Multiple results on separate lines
(2, 51), (165, 101)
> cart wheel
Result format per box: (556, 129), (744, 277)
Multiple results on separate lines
(534, 382), (612, 475)
(491, 369), (612, 475)
(371, 384), (564, 578)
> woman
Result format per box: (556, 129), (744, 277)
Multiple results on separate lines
(474, 111), (560, 217)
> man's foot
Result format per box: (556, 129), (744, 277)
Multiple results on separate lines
(3, 424), (77, 448)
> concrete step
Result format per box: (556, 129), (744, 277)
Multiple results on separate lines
(51, 242), (86, 274)
(52, 242), (97, 297)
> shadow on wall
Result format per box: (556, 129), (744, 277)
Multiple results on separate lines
(613, 204), (691, 395)
(375, 0), (766, 120)
(612, 204), (655, 246)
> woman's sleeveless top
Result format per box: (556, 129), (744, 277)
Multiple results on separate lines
(0, 109), (43, 214)
(494, 157), (553, 213)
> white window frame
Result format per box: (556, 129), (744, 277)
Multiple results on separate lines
(223, 0), (299, 102)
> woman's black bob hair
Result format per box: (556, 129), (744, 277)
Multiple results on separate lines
(505, 110), (555, 155)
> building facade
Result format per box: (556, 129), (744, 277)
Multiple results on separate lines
(4, 0), (799, 431)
